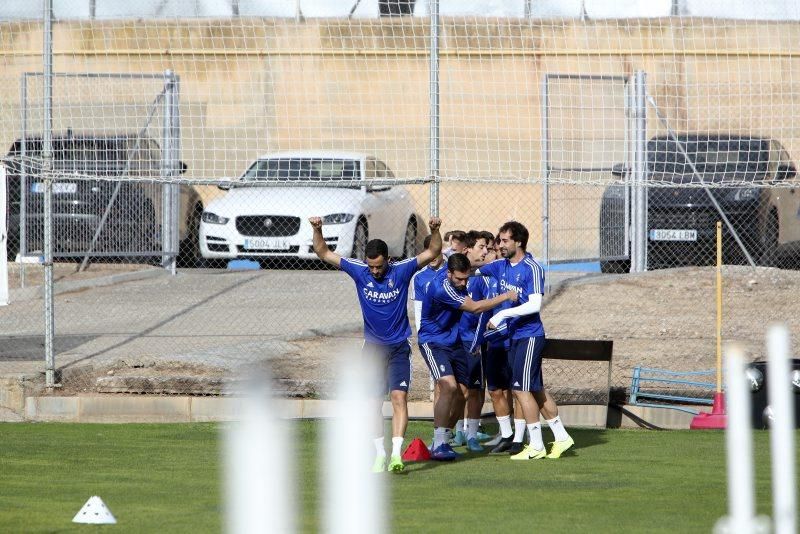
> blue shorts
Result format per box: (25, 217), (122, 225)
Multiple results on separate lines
(462, 342), (485, 390)
(418, 342), (469, 387)
(363, 340), (412, 394)
(484, 343), (512, 391)
(509, 336), (545, 392)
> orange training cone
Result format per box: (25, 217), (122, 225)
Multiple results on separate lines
(401, 438), (431, 462)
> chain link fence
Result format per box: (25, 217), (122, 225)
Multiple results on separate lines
(2, 5), (800, 411)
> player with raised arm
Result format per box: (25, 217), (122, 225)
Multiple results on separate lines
(409, 234), (446, 443)
(409, 234), (446, 333)
(310, 215), (442, 473)
(480, 221), (574, 460)
(418, 253), (518, 461)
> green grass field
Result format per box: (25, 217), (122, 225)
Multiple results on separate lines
(0, 421), (794, 533)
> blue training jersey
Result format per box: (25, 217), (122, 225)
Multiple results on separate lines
(340, 257), (419, 345)
(418, 269), (468, 346)
(477, 253), (545, 339)
(458, 276), (491, 352)
(482, 275), (512, 350)
(409, 262), (445, 302)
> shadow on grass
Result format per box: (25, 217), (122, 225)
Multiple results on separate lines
(401, 426), (610, 468)
(402, 448), (488, 473)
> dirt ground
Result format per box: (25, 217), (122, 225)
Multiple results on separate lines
(267, 265), (800, 401)
(48, 265), (800, 401)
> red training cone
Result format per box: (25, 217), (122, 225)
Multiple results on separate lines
(401, 438), (431, 462)
(689, 392), (727, 429)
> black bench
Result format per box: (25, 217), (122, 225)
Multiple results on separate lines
(541, 338), (614, 406)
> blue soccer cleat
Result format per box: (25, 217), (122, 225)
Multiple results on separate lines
(430, 443), (458, 461)
(466, 437), (484, 452)
(451, 430), (467, 447)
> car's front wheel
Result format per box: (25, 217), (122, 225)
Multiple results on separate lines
(402, 218), (417, 259)
(178, 204), (203, 268)
(760, 210), (780, 267)
(352, 220), (368, 261)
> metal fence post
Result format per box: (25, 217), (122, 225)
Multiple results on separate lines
(161, 69), (180, 274)
(428, 0), (440, 217)
(541, 75), (550, 271)
(630, 70), (648, 273)
(0, 164), (7, 306)
(42, 0), (56, 388)
(19, 74), (28, 287)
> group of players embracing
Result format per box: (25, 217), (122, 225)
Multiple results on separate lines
(309, 215), (574, 473)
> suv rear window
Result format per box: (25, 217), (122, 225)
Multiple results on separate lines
(647, 137), (768, 175)
(7, 135), (160, 172)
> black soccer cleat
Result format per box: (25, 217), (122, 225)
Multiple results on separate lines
(489, 436), (514, 454)
(507, 441), (526, 455)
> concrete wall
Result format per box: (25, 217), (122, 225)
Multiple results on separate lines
(2, 17), (799, 256)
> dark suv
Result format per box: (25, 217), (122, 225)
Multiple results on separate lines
(599, 134), (800, 272)
(3, 133), (203, 264)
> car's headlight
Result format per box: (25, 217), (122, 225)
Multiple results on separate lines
(202, 211), (229, 225)
(322, 213), (355, 224)
(732, 188), (760, 202)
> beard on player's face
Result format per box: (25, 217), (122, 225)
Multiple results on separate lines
(367, 256), (388, 279)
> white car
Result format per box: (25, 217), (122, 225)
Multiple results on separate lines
(200, 151), (426, 262)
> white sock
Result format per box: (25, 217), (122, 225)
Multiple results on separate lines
(374, 437), (385, 457)
(391, 437), (404, 457)
(547, 415), (570, 442)
(455, 419), (464, 433)
(433, 427), (448, 448)
(497, 415), (513, 438)
(466, 418), (479, 440)
(527, 423), (544, 451)
(445, 428), (454, 441)
(513, 418), (526, 443)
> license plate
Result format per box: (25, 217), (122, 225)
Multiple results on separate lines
(31, 182), (77, 194)
(649, 229), (698, 241)
(243, 237), (292, 250)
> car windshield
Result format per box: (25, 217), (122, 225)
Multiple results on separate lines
(647, 138), (768, 177)
(241, 158), (360, 186)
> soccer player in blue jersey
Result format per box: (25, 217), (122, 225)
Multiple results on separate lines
(409, 234), (446, 428)
(310, 215), (443, 473)
(418, 253), (518, 461)
(454, 230), (492, 452)
(410, 234), (446, 332)
(482, 269), (519, 453)
(480, 221), (574, 460)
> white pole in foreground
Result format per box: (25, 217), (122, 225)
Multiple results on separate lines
(323, 351), (387, 534)
(715, 345), (758, 534)
(224, 374), (295, 534)
(767, 325), (797, 534)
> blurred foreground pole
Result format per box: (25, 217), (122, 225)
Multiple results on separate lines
(715, 345), (767, 534)
(767, 326), (797, 534)
(323, 351), (387, 534)
(224, 372), (295, 534)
